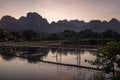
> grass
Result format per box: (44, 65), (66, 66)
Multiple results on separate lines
(0, 40), (59, 46)
(0, 40), (100, 49)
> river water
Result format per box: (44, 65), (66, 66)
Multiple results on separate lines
(0, 47), (105, 80)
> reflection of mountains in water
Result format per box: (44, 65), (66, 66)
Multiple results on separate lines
(50, 48), (97, 55)
(0, 47), (50, 63)
(27, 47), (49, 56)
(0, 47), (97, 63)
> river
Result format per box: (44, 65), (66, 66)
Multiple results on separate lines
(0, 47), (106, 80)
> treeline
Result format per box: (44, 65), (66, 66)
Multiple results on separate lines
(45, 29), (120, 45)
(0, 29), (120, 45)
(0, 29), (39, 41)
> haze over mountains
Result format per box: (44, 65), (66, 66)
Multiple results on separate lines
(0, 12), (120, 33)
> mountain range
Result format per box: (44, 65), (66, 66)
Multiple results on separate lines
(0, 12), (120, 33)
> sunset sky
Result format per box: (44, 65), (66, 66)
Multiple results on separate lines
(0, 0), (120, 23)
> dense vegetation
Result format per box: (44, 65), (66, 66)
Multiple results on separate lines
(0, 29), (120, 45)
(86, 41), (120, 80)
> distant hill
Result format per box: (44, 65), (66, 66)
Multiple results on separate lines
(0, 12), (120, 33)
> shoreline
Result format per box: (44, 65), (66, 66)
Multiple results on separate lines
(0, 43), (100, 51)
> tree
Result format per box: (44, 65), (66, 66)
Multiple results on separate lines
(85, 41), (120, 80)
(22, 29), (39, 40)
(101, 29), (120, 39)
(78, 29), (99, 38)
(12, 31), (21, 38)
(47, 33), (59, 40)
(0, 29), (12, 41)
(60, 30), (77, 40)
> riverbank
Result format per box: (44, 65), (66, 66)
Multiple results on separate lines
(0, 41), (101, 50)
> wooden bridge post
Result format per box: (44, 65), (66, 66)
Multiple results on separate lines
(78, 51), (81, 66)
(56, 52), (58, 63)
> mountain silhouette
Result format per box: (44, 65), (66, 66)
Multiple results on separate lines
(0, 12), (120, 33)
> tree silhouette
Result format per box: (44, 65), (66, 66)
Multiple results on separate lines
(86, 41), (120, 80)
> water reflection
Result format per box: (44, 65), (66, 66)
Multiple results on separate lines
(46, 48), (96, 67)
(0, 47), (96, 67)
(0, 51), (16, 61)
(1, 55), (15, 61)
(0, 47), (105, 80)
